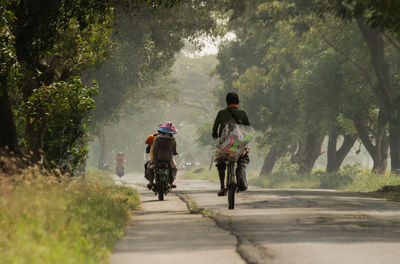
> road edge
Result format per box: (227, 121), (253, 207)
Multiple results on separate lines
(176, 193), (272, 264)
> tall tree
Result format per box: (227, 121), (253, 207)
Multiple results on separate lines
(0, 6), (18, 150)
(333, 1), (400, 172)
(0, 0), (183, 169)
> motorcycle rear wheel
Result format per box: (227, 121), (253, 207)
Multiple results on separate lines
(158, 181), (165, 201)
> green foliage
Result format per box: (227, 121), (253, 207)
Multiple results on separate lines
(88, 55), (221, 170)
(275, 157), (300, 173)
(0, 167), (139, 264)
(2, 0), (192, 172)
(10, 0), (113, 67)
(213, 0), (400, 175)
(0, 6), (18, 83)
(196, 122), (214, 147)
(346, 171), (400, 192)
(25, 77), (97, 172)
(251, 162), (400, 191)
(89, 2), (220, 132)
(86, 166), (115, 185)
(249, 173), (321, 189)
(250, 156), (319, 189)
(0, 5), (21, 108)
(319, 163), (359, 189)
(335, 0), (400, 40)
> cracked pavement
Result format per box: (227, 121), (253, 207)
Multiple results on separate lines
(111, 172), (400, 264)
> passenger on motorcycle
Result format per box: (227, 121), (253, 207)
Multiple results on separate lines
(146, 121), (179, 189)
(144, 129), (159, 181)
(212, 92), (250, 196)
(145, 130), (160, 159)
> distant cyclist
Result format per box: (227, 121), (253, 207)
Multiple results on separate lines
(212, 92), (250, 196)
(116, 152), (125, 167)
(115, 152), (126, 176)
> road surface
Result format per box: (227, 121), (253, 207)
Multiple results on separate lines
(110, 172), (400, 264)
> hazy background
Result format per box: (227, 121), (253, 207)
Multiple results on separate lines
(87, 51), (373, 174)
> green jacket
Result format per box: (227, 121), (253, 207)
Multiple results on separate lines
(212, 106), (250, 138)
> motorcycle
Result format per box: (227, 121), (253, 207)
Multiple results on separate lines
(116, 165), (125, 178)
(152, 160), (172, 201)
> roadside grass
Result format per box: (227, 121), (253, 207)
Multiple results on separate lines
(182, 167), (219, 182)
(0, 166), (139, 264)
(345, 171), (400, 201)
(182, 166), (260, 186)
(183, 164), (400, 201)
(86, 167), (114, 185)
(345, 171), (400, 192)
(248, 171), (321, 189)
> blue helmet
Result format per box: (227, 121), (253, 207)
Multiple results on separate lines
(158, 127), (175, 134)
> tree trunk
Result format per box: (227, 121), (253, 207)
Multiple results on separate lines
(0, 78), (17, 150)
(294, 130), (325, 173)
(98, 131), (107, 169)
(326, 131), (339, 173)
(389, 119), (400, 173)
(353, 113), (388, 173)
(326, 131), (356, 173)
(259, 145), (286, 176)
(356, 19), (394, 108)
(356, 18), (396, 173)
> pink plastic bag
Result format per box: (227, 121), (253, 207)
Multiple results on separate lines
(215, 124), (253, 161)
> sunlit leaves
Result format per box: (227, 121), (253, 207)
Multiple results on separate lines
(25, 77), (97, 171)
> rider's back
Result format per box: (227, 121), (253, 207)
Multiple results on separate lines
(212, 107), (250, 138)
(153, 133), (176, 164)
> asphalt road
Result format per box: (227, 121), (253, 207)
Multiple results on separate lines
(110, 172), (400, 264)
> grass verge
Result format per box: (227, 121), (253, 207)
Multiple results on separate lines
(345, 171), (400, 192)
(182, 167), (219, 182)
(345, 171), (400, 201)
(183, 164), (400, 201)
(248, 171), (321, 189)
(182, 166), (259, 186)
(0, 167), (139, 264)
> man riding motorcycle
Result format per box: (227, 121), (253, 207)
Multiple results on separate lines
(146, 121), (179, 189)
(212, 92), (250, 196)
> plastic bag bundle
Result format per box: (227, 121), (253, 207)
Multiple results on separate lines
(215, 124), (254, 161)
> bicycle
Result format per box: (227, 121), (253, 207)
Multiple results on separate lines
(225, 156), (247, 210)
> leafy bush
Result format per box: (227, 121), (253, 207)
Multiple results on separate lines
(346, 170), (400, 192)
(275, 157), (300, 173)
(0, 167), (139, 264)
(25, 77), (97, 173)
(250, 170), (320, 189)
(249, 157), (320, 189)
(320, 163), (359, 189)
